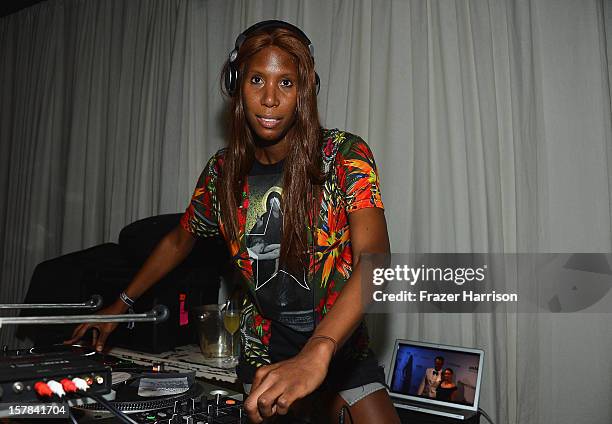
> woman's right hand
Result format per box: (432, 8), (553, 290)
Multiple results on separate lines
(64, 300), (127, 352)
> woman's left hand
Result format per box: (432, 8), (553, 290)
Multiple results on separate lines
(243, 338), (334, 423)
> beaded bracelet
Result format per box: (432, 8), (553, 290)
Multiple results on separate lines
(119, 291), (135, 307)
(309, 335), (338, 356)
(119, 292), (135, 330)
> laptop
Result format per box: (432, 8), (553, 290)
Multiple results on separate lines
(387, 339), (484, 421)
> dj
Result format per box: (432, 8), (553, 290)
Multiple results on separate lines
(67, 20), (400, 423)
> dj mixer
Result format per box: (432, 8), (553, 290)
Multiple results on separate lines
(0, 345), (248, 424)
(0, 343), (332, 424)
(75, 390), (246, 424)
(129, 395), (243, 424)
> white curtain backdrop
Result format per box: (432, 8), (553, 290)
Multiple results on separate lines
(1, 1), (611, 423)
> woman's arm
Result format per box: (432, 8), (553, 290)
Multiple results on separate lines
(306, 207), (390, 348)
(244, 207), (390, 423)
(65, 224), (197, 351)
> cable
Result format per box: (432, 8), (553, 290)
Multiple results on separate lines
(68, 409), (79, 424)
(478, 407), (496, 424)
(338, 405), (354, 424)
(86, 393), (137, 424)
(84, 392), (138, 424)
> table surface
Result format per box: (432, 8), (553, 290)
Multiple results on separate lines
(108, 344), (238, 384)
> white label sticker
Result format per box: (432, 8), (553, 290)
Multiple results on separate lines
(137, 377), (190, 397)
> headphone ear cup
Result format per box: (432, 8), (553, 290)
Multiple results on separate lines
(225, 63), (239, 96)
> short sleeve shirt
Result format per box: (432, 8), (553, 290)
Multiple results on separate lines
(180, 129), (384, 375)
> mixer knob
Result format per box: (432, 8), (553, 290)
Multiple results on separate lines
(12, 382), (24, 394)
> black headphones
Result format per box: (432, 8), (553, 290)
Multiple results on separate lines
(224, 20), (320, 96)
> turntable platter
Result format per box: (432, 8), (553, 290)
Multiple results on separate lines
(70, 378), (247, 423)
(29, 343), (96, 356)
(71, 372), (201, 413)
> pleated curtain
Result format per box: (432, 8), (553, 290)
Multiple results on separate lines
(1, 1), (611, 423)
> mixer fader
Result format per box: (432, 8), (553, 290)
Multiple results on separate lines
(128, 393), (246, 424)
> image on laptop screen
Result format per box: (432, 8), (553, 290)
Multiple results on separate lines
(388, 339), (485, 412)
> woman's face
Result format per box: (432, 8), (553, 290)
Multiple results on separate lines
(242, 45), (299, 146)
(443, 370), (453, 382)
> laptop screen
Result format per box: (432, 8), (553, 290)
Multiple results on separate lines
(387, 339), (484, 412)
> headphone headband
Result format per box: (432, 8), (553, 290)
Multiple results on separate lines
(233, 20), (315, 60)
(224, 20), (319, 96)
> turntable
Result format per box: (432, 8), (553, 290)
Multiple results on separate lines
(0, 299), (248, 422)
(0, 344), (245, 423)
(70, 368), (246, 424)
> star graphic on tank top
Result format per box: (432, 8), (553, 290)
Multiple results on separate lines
(251, 267), (310, 292)
(246, 208), (310, 292)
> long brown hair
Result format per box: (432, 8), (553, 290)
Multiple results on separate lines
(219, 26), (323, 268)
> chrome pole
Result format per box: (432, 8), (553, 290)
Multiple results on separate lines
(0, 305), (168, 325)
(0, 295), (103, 310)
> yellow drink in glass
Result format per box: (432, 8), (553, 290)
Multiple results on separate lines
(223, 312), (240, 335)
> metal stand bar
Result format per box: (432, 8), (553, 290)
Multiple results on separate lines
(0, 295), (103, 310)
(0, 305), (168, 325)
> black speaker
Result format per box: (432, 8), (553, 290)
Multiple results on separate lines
(17, 214), (230, 353)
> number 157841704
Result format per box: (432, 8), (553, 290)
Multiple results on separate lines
(0, 402), (68, 418)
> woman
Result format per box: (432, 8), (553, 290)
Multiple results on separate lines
(68, 20), (399, 423)
(435, 368), (458, 402)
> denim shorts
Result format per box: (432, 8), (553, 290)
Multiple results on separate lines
(243, 381), (386, 407)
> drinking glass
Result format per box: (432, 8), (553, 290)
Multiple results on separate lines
(222, 298), (241, 366)
(193, 304), (231, 362)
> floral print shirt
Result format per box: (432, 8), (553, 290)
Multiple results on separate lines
(180, 128), (384, 370)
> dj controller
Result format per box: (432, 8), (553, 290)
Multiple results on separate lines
(74, 387), (246, 424)
(0, 345), (247, 424)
